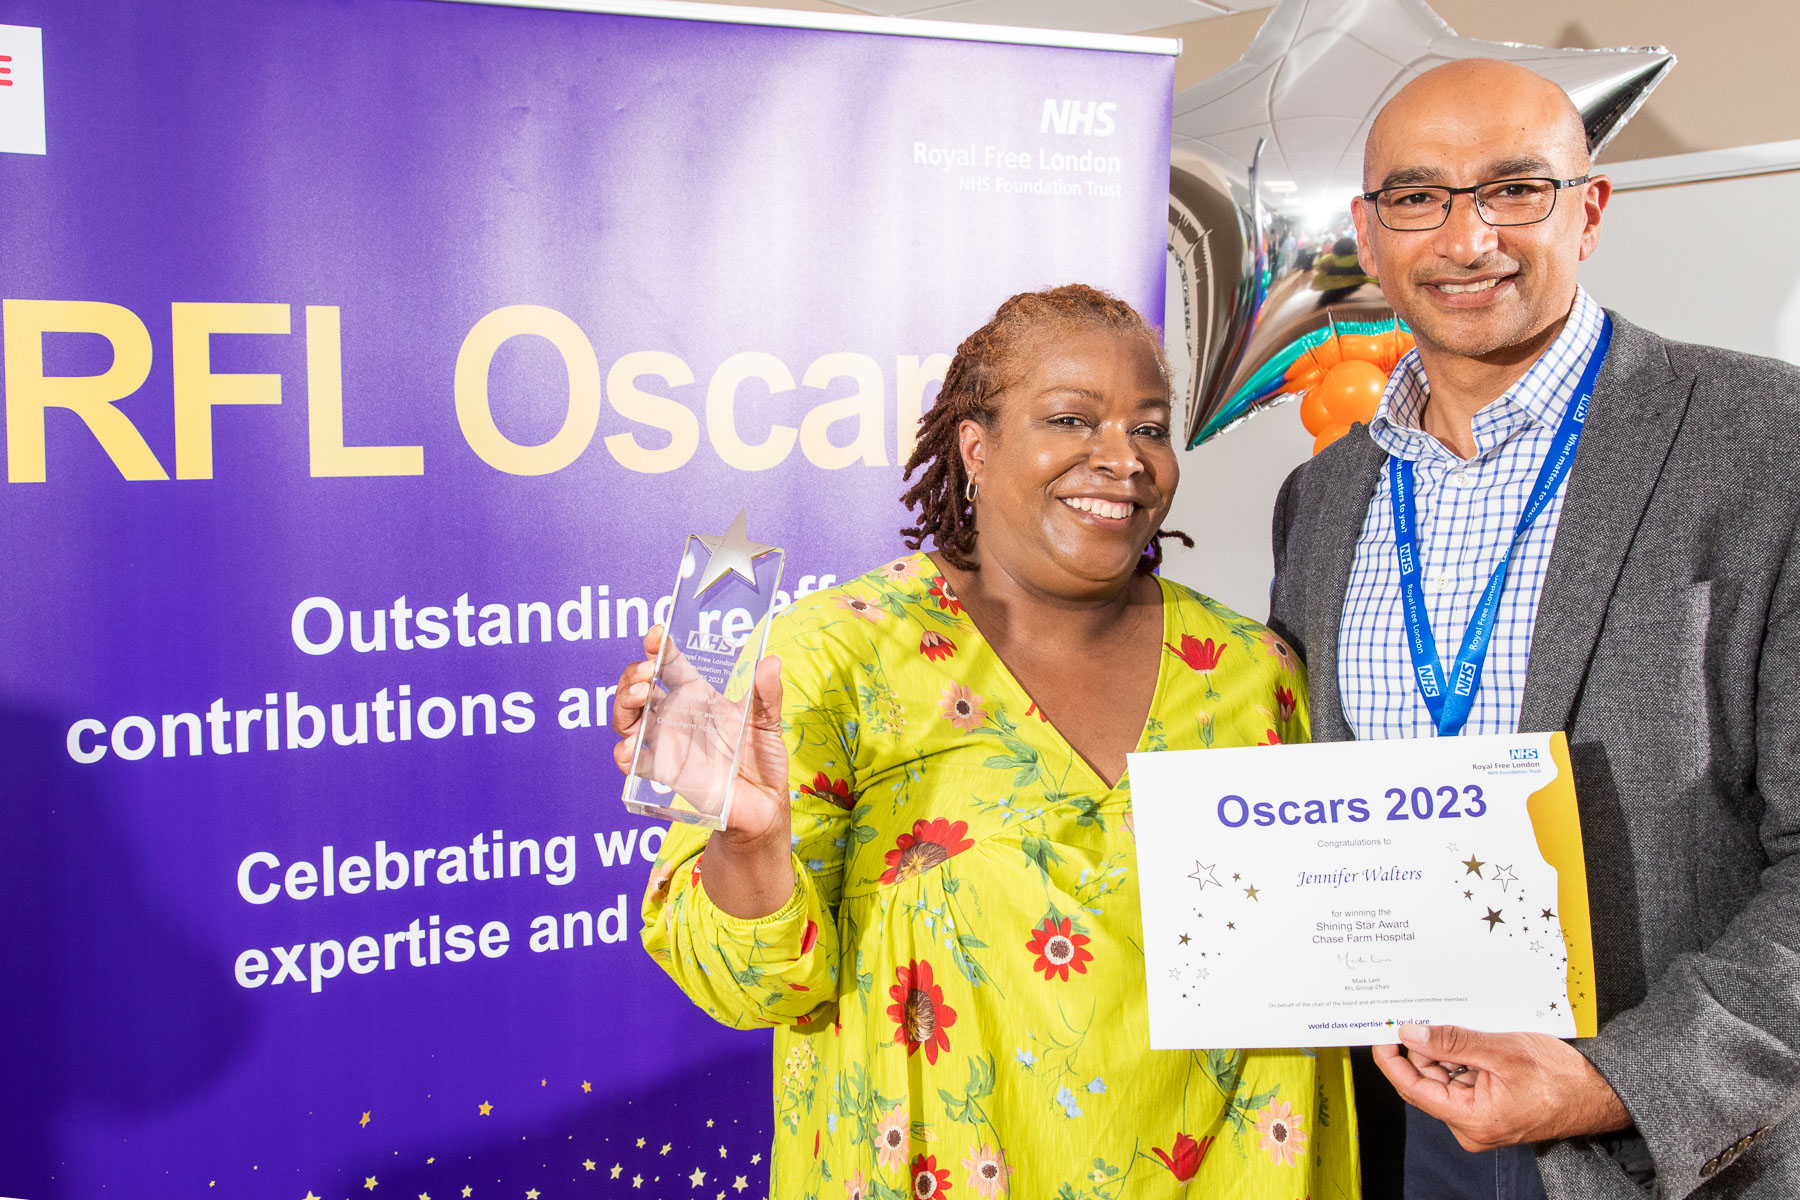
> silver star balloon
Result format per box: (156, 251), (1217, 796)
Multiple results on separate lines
(691, 509), (777, 598)
(1166, 0), (1675, 448)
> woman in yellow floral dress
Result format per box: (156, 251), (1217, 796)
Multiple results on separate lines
(615, 286), (1358, 1199)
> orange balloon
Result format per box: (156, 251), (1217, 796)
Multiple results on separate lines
(1313, 425), (1351, 455)
(1301, 338), (1343, 373)
(1338, 334), (1380, 363)
(1318, 359), (1389, 426)
(1299, 386), (1332, 435)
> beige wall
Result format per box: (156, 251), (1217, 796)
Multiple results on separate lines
(1149, 1), (1800, 161)
(683, 0), (1800, 161)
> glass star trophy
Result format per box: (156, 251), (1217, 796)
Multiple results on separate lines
(622, 510), (785, 830)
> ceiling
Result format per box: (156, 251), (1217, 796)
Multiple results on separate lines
(825, 0), (1270, 32)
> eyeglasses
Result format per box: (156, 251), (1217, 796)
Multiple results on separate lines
(1361, 176), (1590, 231)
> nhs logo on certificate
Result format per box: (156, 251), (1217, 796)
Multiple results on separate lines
(1127, 732), (1596, 1049)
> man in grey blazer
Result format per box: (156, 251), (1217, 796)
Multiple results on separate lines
(1269, 59), (1800, 1199)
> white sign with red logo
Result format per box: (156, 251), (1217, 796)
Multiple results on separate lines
(0, 24), (46, 155)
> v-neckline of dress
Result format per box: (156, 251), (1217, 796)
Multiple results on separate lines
(916, 553), (1175, 793)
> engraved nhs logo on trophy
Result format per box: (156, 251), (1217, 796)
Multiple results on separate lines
(621, 510), (785, 830)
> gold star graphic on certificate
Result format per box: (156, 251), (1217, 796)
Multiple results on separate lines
(1463, 889), (1473, 899)
(1243, 884), (1260, 901)
(692, 510), (776, 598)
(1187, 862), (1220, 891)
(359, 1111), (372, 1128)
(689, 1167), (707, 1186)
(364, 1178), (379, 1192)
(1493, 864), (1517, 892)
(1541, 907), (1556, 921)
(584, 1160), (597, 1171)
(1177, 933), (1190, 945)
(1226, 920), (1236, 930)
(1462, 855), (1485, 877)
(582, 1081), (592, 1093)
(478, 1101), (493, 1116)
(733, 1177), (749, 1193)
(1483, 907), (1504, 931)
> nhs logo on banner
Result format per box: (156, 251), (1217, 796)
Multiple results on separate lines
(0, 24), (46, 155)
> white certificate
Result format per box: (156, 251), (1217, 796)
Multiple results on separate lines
(1128, 732), (1597, 1049)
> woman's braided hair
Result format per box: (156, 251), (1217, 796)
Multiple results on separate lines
(899, 283), (1192, 574)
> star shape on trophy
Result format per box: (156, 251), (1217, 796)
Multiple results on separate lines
(1188, 861), (1221, 892)
(691, 509), (777, 598)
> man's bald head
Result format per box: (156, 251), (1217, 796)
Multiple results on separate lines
(1364, 59), (1590, 190)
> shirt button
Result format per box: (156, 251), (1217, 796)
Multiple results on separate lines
(1429, 574), (1453, 593)
(1449, 469), (1475, 488)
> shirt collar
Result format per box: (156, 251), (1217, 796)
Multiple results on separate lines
(1368, 287), (1607, 463)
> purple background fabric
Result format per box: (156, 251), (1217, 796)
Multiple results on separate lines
(0, 1), (1171, 1194)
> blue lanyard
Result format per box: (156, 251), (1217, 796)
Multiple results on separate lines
(1391, 314), (1612, 736)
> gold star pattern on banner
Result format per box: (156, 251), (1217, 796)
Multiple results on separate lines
(733, 1178), (749, 1193)
(583, 1160), (596, 1171)
(359, 1112), (372, 1129)
(364, 1178), (379, 1192)
(462, 1189), (472, 1199)
(661, 1143), (673, 1156)
(689, 1167), (707, 1187)
(610, 1166), (623, 1179)
(418, 1192), (430, 1200)
(1483, 908), (1504, 931)
(582, 1081), (592, 1093)
(706, 1118), (716, 1128)
(632, 1175), (644, 1189)
(692, 510), (776, 598)
(750, 1154), (762, 1165)
(1462, 855), (1485, 877)
(478, 1101), (493, 1116)
(637, 1138), (647, 1148)
(305, 1193), (321, 1200)
(527, 1191), (541, 1200)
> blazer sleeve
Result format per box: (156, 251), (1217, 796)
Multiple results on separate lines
(1577, 523), (1800, 1198)
(1267, 460), (1310, 663)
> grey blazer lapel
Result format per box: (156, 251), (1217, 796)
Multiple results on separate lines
(1519, 313), (1694, 733)
(1307, 428), (1386, 741)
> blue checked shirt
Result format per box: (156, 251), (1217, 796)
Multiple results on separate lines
(1338, 288), (1607, 740)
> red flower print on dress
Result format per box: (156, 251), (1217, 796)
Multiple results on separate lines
(800, 920), (819, 956)
(836, 593), (885, 623)
(1275, 684), (1297, 723)
(928, 575), (964, 616)
(689, 851), (704, 888)
(800, 771), (856, 810)
(938, 684), (987, 731)
(1252, 1099), (1308, 1167)
(1025, 916), (1093, 981)
(888, 960), (956, 1064)
(1260, 728), (1282, 746)
(911, 1153), (953, 1198)
(1024, 701), (1051, 723)
(1164, 634), (1226, 672)
(881, 818), (976, 885)
(1152, 1132), (1214, 1184)
(920, 630), (957, 661)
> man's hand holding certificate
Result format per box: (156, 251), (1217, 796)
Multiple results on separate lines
(1129, 732), (1596, 1050)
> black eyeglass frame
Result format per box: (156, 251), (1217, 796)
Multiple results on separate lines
(1359, 175), (1592, 231)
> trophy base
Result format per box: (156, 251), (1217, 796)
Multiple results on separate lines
(622, 776), (728, 831)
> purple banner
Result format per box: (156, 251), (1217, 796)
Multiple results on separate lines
(0, 1), (1172, 1195)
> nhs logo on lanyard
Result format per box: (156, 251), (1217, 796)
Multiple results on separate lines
(1415, 665), (1440, 698)
(1397, 543), (1416, 575)
(1454, 660), (1479, 697)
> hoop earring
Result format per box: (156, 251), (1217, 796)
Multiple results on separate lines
(964, 477), (979, 504)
